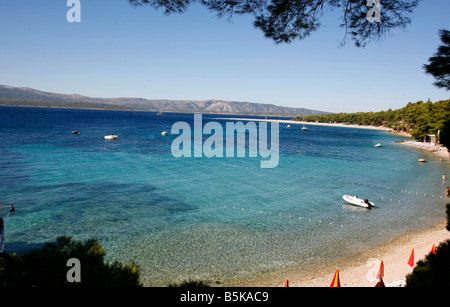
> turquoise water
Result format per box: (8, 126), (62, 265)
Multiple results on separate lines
(1, 106), (449, 286)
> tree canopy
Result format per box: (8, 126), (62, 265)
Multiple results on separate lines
(424, 29), (450, 91)
(0, 236), (141, 287)
(128, 0), (420, 46)
(295, 99), (450, 143)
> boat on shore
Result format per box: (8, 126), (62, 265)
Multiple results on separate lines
(343, 195), (375, 208)
(104, 134), (118, 140)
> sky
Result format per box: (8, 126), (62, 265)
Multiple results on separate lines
(0, 0), (449, 113)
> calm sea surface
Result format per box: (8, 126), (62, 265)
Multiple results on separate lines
(1, 106), (449, 286)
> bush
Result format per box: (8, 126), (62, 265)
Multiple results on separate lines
(406, 239), (450, 287)
(0, 236), (141, 287)
(168, 279), (210, 287)
(405, 203), (450, 287)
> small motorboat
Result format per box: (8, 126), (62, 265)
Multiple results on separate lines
(287, 125), (291, 128)
(104, 134), (118, 140)
(72, 131), (80, 135)
(161, 131), (168, 136)
(374, 143), (382, 147)
(301, 125), (310, 131)
(418, 159), (426, 163)
(343, 195), (375, 208)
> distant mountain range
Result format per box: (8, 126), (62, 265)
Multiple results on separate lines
(0, 85), (328, 116)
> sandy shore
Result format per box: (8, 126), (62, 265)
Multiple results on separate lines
(293, 223), (449, 287)
(400, 140), (450, 161)
(218, 118), (392, 132)
(220, 117), (450, 161)
(218, 117), (450, 287)
(237, 222), (449, 287)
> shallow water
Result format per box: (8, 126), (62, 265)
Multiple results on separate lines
(1, 106), (449, 286)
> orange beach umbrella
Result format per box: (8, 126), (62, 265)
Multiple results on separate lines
(330, 269), (341, 287)
(376, 260), (384, 281)
(407, 248), (415, 267)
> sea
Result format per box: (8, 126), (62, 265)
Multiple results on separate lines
(1, 105), (449, 286)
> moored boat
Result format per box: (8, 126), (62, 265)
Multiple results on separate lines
(343, 195), (375, 208)
(104, 134), (118, 140)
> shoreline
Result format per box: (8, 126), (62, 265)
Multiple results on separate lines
(236, 222), (449, 287)
(400, 140), (450, 161)
(216, 117), (450, 287)
(295, 222), (450, 287)
(218, 117), (392, 131)
(219, 117), (450, 161)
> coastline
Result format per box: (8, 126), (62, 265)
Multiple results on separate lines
(216, 117), (450, 287)
(218, 117), (392, 131)
(293, 222), (450, 287)
(237, 222), (449, 287)
(400, 140), (450, 161)
(219, 117), (450, 161)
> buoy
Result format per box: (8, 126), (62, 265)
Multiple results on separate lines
(431, 243), (436, 254)
(284, 278), (289, 287)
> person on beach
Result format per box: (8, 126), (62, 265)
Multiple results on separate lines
(444, 174), (447, 181)
(447, 186), (450, 198)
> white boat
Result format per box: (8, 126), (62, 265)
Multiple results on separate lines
(374, 143), (382, 147)
(161, 131), (168, 136)
(104, 134), (118, 140)
(343, 195), (375, 208)
(287, 125), (291, 128)
(301, 125), (310, 131)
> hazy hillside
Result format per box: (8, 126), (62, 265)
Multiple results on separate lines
(0, 85), (328, 116)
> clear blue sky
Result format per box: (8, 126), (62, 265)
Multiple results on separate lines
(0, 0), (449, 113)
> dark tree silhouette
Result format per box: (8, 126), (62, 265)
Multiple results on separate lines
(128, 0), (420, 46)
(424, 29), (450, 91)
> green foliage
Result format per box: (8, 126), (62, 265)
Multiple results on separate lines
(406, 239), (450, 287)
(447, 203), (450, 232)
(439, 118), (450, 149)
(405, 203), (450, 287)
(168, 279), (210, 287)
(424, 29), (450, 91)
(295, 99), (450, 142)
(128, 0), (419, 47)
(0, 236), (141, 287)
